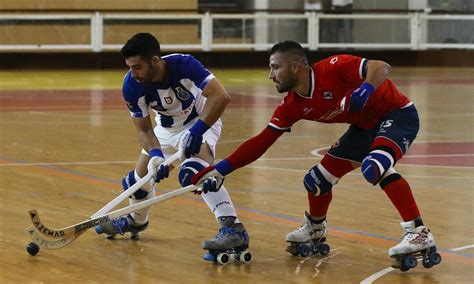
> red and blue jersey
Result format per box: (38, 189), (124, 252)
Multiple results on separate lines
(269, 54), (411, 131)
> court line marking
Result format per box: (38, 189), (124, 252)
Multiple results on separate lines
(360, 243), (474, 283)
(1, 158), (472, 179)
(451, 244), (474, 251)
(360, 267), (396, 284)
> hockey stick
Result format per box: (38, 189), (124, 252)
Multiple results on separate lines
(30, 151), (181, 240)
(27, 183), (198, 249)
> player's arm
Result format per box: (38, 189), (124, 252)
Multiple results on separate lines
(348, 59), (391, 112)
(191, 126), (284, 192)
(131, 116), (162, 153)
(180, 77), (230, 159)
(129, 115), (168, 182)
(199, 77), (231, 127)
(364, 60), (391, 89)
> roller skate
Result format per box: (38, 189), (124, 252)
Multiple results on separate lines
(202, 216), (252, 265)
(286, 212), (330, 257)
(389, 220), (442, 272)
(95, 214), (149, 239)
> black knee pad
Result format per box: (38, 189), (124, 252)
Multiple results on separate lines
(178, 158), (208, 187)
(122, 170), (148, 200)
(304, 165), (333, 196)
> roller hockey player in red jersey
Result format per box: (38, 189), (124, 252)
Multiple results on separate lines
(192, 40), (441, 271)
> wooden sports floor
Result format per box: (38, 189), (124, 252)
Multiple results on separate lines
(0, 67), (473, 283)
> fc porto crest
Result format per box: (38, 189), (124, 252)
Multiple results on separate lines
(175, 86), (191, 101)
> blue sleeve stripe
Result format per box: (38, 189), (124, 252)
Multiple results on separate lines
(199, 74), (215, 90)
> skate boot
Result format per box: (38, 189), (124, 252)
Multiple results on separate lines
(95, 214), (149, 239)
(202, 216), (252, 265)
(389, 220), (441, 272)
(286, 211), (330, 257)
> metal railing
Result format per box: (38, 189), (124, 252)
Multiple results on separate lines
(0, 11), (473, 51)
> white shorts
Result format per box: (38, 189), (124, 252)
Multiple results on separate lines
(141, 118), (223, 159)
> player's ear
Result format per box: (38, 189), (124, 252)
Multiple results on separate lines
(150, 55), (160, 66)
(291, 61), (300, 74)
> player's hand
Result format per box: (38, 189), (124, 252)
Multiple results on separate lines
(349, 82), (374, 112)
(191, 166), (225, 195)
(180, 119), (210, 160)
(147, 149), (168, 182)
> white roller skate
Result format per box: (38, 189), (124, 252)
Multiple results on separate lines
(202, 216), (252, 265)
(95, 214), (148, 239)
(286, 212), (330, 257)
(389, 220), (442, 272)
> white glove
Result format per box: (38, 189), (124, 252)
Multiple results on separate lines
(147, 149), (165, 181)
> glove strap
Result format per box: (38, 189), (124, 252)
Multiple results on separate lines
(189, 119), (210, 135)
(149, 148), (164, 158)
(215, 159), (233, 176)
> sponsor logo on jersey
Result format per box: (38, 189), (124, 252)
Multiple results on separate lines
(319, 108), (343, 121)
(323, 92), (333, 100)
(303, 107), (314, 115)
(330, 57), (338, 64)
(175, 86), (191, 101)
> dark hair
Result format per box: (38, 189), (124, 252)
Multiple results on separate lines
(270, 40), (308, 65)
(121, 33), (161, 60)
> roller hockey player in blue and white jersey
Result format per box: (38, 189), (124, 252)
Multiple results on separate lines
(96, 33), (250, 264)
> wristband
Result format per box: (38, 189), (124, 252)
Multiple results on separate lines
(189, 119), (210, 135)
(149, 148), (164, 158)
(215, 159), (233, 176)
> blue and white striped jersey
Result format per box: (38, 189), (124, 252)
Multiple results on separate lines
(122, 53), (215, 129)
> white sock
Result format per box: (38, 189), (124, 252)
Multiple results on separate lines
(201, 185), (240, 224)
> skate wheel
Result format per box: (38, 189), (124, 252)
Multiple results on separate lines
(239, 251), (252, 263)
(299, 245), (310, 257)
(319, 243), (330, 256)
(403, 255), (418, 269)
(286, 245), (298, 256)
(429, 252), (442, 265)
(422, 258), (434, 268)
(217, 253), (230, 265)
(400, 263), (410, 272)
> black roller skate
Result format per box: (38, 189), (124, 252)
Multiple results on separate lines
(95, 214), (148, 239)
(202, 216), (252, 265)
(389, 220), (442, 272)
(286, 212), (330, 257)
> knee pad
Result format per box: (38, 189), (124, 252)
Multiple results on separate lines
(178, 157), (209, 187)
(361, 149), (395, 185)
(304, 165), (333, 196)
(122, 170), (148, 200)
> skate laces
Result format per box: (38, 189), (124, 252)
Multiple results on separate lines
(111, 217), (128, 235)
(215, 226), (236, 239)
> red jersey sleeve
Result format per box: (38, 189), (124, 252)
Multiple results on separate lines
(268, 95), (300, 132)
(226, 126), (284, 171)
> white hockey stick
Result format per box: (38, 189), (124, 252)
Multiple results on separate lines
(29, 151), (180, 240)
(28, 183), (198, 249)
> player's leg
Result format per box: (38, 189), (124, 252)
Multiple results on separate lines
(96, 127), (176, 239)
(180, 120), (249, 261)
(362, 105), (438, 267)
(287, 126), (366, 256)
(95, 152), (153, 238)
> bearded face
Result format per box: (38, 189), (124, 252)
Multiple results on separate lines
(268, 52), (298, 93)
